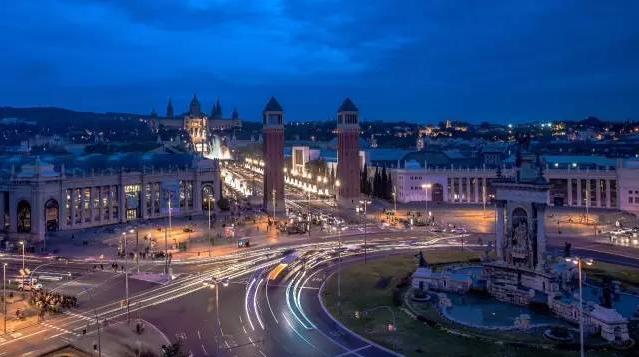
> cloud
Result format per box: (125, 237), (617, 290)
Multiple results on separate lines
(0, 0), (638, 122)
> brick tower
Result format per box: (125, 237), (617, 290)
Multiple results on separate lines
(336, 98), (361, 208)
(262, 97), (285, 217)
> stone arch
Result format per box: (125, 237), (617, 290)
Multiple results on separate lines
(511, 207), (528, 227)
(45, 198), (59, 232)
(431, 183), (444, 203)
(17, 200), (32, 233)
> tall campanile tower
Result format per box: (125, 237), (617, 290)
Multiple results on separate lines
(336, 98), (361, 208)
(262, 97), (285, 216)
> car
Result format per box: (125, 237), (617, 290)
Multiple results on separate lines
(450, 227), (467, 234)
(18, 281), (43, 291)
(183, 227), (194, 233)
(429, 227), (444, 233)
(54, 256), (70, 263)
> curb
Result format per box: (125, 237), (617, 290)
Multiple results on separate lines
(317, 269), (404, 357)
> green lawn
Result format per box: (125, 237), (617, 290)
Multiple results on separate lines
(321, 252), (630, 357)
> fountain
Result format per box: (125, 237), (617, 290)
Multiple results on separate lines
(410, 149), (635, 343)
(206, 134), (232, 160)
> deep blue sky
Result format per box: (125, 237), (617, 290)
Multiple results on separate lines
(1, 1), (638, 123)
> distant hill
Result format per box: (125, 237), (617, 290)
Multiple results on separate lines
(0, 106), (148, 123)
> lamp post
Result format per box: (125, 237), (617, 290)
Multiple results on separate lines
(272, 188), (276, 223)
(84, 288), (102, 357)
(392, 186), (397, 213)
(19, 241), (25, 273)
(133, 228), (139, 274)
(566, 256), (594, 357)
(122, 231), (130, 323)
(3, 263), (7, 335)
(207, 195), (215, 256)
(359, 199), (371, 263)
(421, 183), (431, 222)
(482, 184), (487, 218)
(207, 277), (228, 357)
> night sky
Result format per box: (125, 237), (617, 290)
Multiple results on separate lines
(1, 1), (638, 123)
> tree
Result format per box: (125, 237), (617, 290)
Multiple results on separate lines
(217, 197), (231, 211)
(360, 163), (368, 194)
(386, 172), (393, 201)
(373, 167), (380, 197)
(380, 167), (388, 199)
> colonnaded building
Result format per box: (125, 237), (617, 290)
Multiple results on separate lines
(389, 155), (639, 216)
(0, 153), (221, 246)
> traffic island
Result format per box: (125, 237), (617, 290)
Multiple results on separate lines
(320, 253), (638, 357)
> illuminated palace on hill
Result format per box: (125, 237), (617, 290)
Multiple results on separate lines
(148, 95), (242, 157)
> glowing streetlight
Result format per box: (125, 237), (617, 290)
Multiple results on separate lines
(18, 241), (25, 272)
(566, 256), (594, 357)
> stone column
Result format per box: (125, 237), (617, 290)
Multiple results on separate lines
(535, 203), (546, 272)
(474, 178), (479, 203)
(70, 189), (76, 228)
(194, 170), (203, 214)
(496, 200), (505, 261)
(140, 180), (147, 220)
(119, 182), (126, 223)
(596, 179), (602, 207)
(606, 180), (611, 208)
(8, 191), (17, 233)
(150, 183), (155, 217)
(586, 179), (591, 208)
(576, 179), (582, 207)
(98, 186), (104, 222)
(0, 192), (6, 229)
(90, 187), (96, 224)
(567, 179), (573, 206)
(465, 178), (471, 203)
(79, 188), (85, 226)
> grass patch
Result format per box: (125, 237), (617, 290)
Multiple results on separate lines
(584, 261), (639, 291)
(321, 252), (628, 357)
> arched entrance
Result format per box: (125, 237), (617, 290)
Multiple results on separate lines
(45, 199), (59, 232)
(17, 200), (31, 233)
(431, 183), (444, 203)
(202, 185), (215, 211)
(511, 207), (528, 227)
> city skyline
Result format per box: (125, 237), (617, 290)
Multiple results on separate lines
(2, 1), (639, 123)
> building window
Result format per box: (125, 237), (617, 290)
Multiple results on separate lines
(125, 185), (141, 220)
(84, 188), (91, 223)
(153, 183), (160, 214)
(145, 183), (152, 216)
(65, 189), (72, 225)
(17, 200), (31, 233)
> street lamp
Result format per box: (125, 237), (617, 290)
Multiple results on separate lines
(19, 241), (25, 273)
(359, 199), (372, 263)
(3, 263), (7, 335)
(122, 231), (130, 323)
(566, 256), (594, 357)
(392, 186), (397, 213)
(421, 183), (431, 222)
(206, 277), (228, 357)
(334, 180), (340, 207)
(207, 194), (215, 257)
